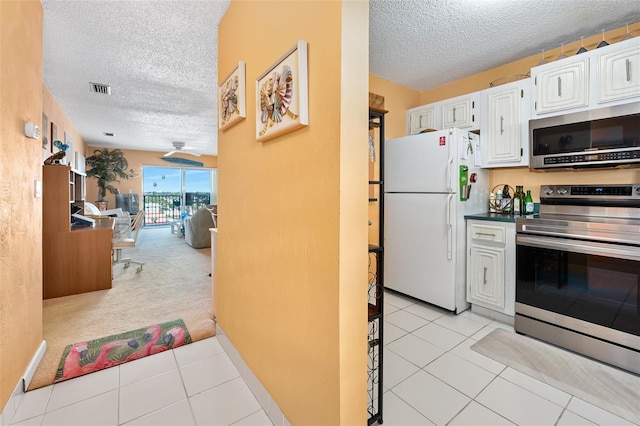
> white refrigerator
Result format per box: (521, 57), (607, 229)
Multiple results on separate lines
(384, 128), (488, 313)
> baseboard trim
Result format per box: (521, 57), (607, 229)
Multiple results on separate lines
(22, 340), (47, 391)
(1, 340), (46, 426)
(216, 326), (291, 426)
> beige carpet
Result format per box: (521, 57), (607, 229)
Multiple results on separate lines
(30, 226), (215, 390)
(471, 329), (640, 424)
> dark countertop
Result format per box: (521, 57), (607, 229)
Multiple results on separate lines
(466, 209), (540, 223)
(466, 203), (540, 223)
(465, 212), (519, 223)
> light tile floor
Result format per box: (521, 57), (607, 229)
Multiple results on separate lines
(380, 290), (637, 426)
(10, 291), (638, 425)
(10, 338), (272, 426)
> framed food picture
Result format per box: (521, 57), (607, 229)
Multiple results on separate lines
(218, 61), (246, 131)
(256, 40), (308, 142)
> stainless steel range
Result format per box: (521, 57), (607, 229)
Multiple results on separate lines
(515, 184), (640, 375)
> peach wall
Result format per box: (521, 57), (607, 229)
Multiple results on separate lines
(338, 1), (369, 423)
(0, 0), (44, 410)
(42, 85), (87, 166)
(217, 0), (366, 424)
(369, 75), (420, 139)
(82, 148), (217, 208)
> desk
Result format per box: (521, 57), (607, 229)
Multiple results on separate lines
(43, 218), (114, 299)
(168, 219), (183, 235)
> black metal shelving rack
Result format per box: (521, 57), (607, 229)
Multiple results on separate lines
(368, 108), (386, 425)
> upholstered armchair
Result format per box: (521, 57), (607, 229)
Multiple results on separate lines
(184, 205), (216, 248)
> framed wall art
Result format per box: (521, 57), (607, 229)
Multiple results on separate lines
(42, 113), (49, 151)
(50, 122), (58, 153)
(64, 131), (74, 164)
(218, 60), (246, 131)
(256, 40), (308, 142)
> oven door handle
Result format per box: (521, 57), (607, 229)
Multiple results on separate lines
(517, 234), (640, 261)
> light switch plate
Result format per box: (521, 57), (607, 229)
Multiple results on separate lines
(34, 180), (42, 198)
(24, 122), (40, 139)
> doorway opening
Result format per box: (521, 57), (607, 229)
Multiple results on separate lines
(142, 166), (217, 226)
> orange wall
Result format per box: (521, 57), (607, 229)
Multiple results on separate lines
(82, 148), (217, 208)
(217, 1), (367, 424)
(0, 0), (44, 410)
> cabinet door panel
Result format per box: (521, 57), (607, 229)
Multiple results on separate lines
(487, 87), (521, 163)
(468, 244), (505, 310)
(409, 106), (436, 134)
(598, 43), (640, 103)
(535, 58), (589, 113)
(442, 98), (474, 128)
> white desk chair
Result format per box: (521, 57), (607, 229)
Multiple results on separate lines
(113, 211), (145, 272)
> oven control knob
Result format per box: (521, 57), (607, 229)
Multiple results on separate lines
(544, 187), (554, 196)
(557, 187), (568, 195)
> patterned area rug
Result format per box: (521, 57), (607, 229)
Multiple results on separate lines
(471, 328), (640, 424)
(55, 319), (192, 383)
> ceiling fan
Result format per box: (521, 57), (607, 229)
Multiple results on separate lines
(163, 141), (201, 157)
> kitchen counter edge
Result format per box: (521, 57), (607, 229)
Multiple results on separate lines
(465, 212), (538, 223)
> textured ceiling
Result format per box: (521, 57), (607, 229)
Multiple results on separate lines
(370, 0), (640, 91)
(42, 0), (229, 156)
(42, 1), (640, 156)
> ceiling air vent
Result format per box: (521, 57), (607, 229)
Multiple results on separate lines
(89, 82), (111, 95)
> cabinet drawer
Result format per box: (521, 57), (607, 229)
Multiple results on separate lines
(470, 224), (506, 244)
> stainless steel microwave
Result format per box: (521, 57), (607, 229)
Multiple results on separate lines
(529, 102), (640, 170)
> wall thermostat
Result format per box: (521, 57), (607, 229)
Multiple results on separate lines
(24, 122), (40, 140)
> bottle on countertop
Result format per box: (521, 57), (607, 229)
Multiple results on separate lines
(502, 185), (512, 213)
(495, 189), (503, 211)
(489, 193), (496, 212)
(513, 185), (524, 215)
(524, 189), (535, 215)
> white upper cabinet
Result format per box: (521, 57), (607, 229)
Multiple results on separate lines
(597, 37), (640, 103)
(441, 94), (478, 129)
(407, 105), (437, 135)
(480, 79), (530, 167)
(532, 56), (589, 114)
(531, 37), (640, 117)
(406, 93), (480, 136)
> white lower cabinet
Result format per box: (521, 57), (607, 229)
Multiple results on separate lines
(466, 220), (515, 316)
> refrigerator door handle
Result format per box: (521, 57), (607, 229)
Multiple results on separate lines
(446, 156), (453, 192)
(446, 193), (453, 260)
(446, 131), (454, 192)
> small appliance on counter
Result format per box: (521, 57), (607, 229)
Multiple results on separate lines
(384, 128), (488, 313)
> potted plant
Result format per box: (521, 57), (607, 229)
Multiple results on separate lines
(86, 148), (129, 210)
